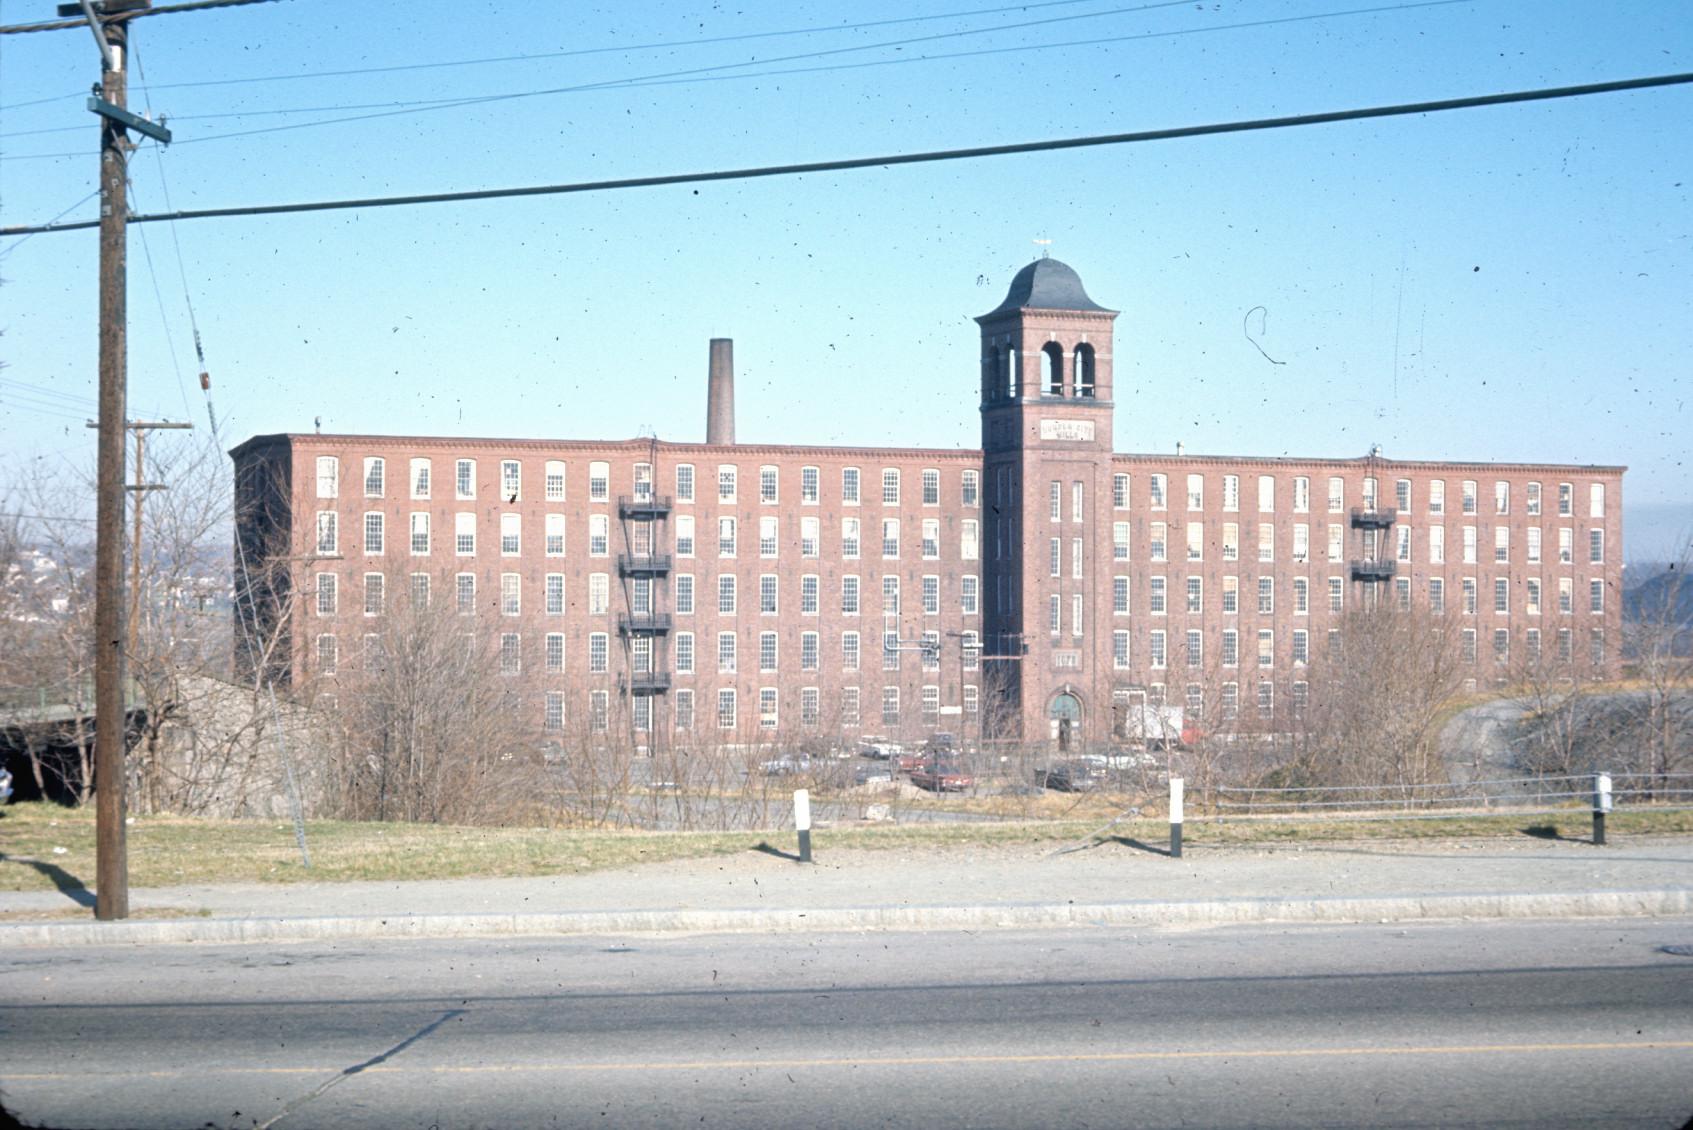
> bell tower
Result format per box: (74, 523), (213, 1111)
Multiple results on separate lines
(976, 259), (1118, 748)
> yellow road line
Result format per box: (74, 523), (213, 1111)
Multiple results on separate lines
(8, 1040), (1693, 1080)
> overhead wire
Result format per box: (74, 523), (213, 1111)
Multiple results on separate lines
(0, 0), (1476, 160)
(5, 70), (1689, 237)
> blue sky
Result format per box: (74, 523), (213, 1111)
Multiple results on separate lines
(2, 0), (1689, 555)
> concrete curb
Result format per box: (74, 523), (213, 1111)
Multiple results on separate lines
(4, 888), (1689, 947)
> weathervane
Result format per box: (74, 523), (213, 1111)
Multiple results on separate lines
(1032, 236), (1052, 259)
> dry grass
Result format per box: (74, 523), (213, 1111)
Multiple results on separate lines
(2, 800), (1690, 895)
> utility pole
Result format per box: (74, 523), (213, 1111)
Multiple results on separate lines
(122, 420), (193, 659)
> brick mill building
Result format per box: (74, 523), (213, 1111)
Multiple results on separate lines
(232, 260), (1625, 750)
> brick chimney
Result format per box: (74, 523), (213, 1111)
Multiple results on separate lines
(706, 338), (735, 445)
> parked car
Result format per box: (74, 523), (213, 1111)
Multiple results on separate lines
(893, 749), (929, 773)
(854, 763), (894, 786)
(759, 755), (813, 777)
(859, 738), (903, 760)
(909, 757), (974, 792)
(1035, 760), (1104, 792)
(923, 731), (958, 754)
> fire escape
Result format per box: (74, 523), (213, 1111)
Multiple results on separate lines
(1348, 451), (1396, 607)
(615, 441), (672, 748)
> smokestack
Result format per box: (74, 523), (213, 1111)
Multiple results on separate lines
(707, 338), (735, 445)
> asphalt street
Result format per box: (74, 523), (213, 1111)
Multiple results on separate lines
(4, 918), (1692, 1129)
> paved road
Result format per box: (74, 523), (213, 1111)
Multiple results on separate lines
(5, 919), (1692, 1128)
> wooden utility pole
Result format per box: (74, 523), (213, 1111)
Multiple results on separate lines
(122, 420), (193, 659)
(92, 5), (133, 922)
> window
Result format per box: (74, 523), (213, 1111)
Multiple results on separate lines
(882, 519), (900, 559)
(1494, 526), (1509, 563)
(1186, 473), (1204, 511)
(842, 630), (861, 671)
(1049, 538), (1062, 578)
(883, 575), (900, 616)
(546, 632), (565, 673)
(1292, 629), (1309, 666)
(1257, 475), (1275, 512)
(1395, 576), (1411, 612)
(718, 632), (737, 673)
(315, 572), (337, 616)
(455, 459), (475, 500)
(675, 464), (695, 503)
(587, 573), (608, 615)
(361, 456), (384, 498)
(1559, 528), (1574, 565)
(1461, 629), (1478, 663)
(920, 468), (940, 506)
(1222, 475), (1240, 512)
(1527, 578), (1542, 615)
(536, 459), (564, 502)
(1293, 577), (1309, 615)
(838, 516), (861, 559)
(1150, 522), (1167, 562)
(718, 574), (736, 614)
(1223, 575), (1239, 614)
(795, 516), (819, 559)
(961, 575), (979, 615)
(544, 692), (564, 732)
(842, 575), (860, 615)
(1429, 526), (1444, 564)
(1327, 523), (1343, 562)
(410, 512), (435, 557)
(1113, 473), (1130, 509)
(1558, 578), (1572, 615)
(315, 512), (338, 555)
(1589, 483), (1606, 518)
(1463, 577), (1478, 615)
(842, 467), (861, 505)
(1187, 523), (1203, 562)
(1429, 480), (1445, 515)
(316, 456), (339, 499)
(1430, 578), (1445, 614)
(1049, 594), (1061, 635)
(1589, 579), (1604, 614)
(1327, 476), (1344, 513)
(1293, 476), (1310, 513)
(1461, 480), (1478, 515)
(1589, 528), (1604, 564)
(1186, 575), (1203, 613)
(1258, 577), (1274, 615)
(759, 516), (778, 558)
(1293, 524), (1310, 563)
(1114, 576), (1131, 614)
(1150, 575), (1167, 615)
(1397, 525), (1412, 563)
(716, 465), (737, 503)
(501, 573), (521, 615)
(1222, 523), (1239, 562)
(1186, 629), (1203, 667)
(882, 469), (900, 505)
(759, 573), (778, 614)
(537, 513), (563, 557)
(1113, 522), (1130, 561)
(1258, 629), (1274, 667)
(500, 633), (521, 676)
(1072, 595), (1084, 638)
(798, 574), (819, 615)
(1556, 482), (1573, 517)
(1590, 628), (1605, 667)
(500, 460), (521, 501)
(882, 687), (900, 726)
(922, 575), (940, 615)
(1328, 577), (1343, 613)
(1396, 479), (1411, 513)
(719, 517), (737, 557)
(961, 519), (979, 561)
(1493, 577), (1509, 615)
(1258, 523), (1274, 562)
(1463, 526), (1478, 565)
(675, 573), (695, 615)
(760, 465), (778, 504)
(1050, 481), (1062, 523)
(1524, 481), (1541, 516)
(545, 573), (565, 615)
(409, 574), (429, 609)
(1221, 629), (1239, 667)
(456, 573), (475, 614)
(962, 470), (979, 507)
(1113, 630), (1130, 668)
(363, 512), (384, 555)
(590, 514), (609, 557)
(1149, 474), (1167, 510)
(759, 631), (778, 672)
(410, 458), (431, 499)
(1149, 629), (1166, 668)
(316, 633), (337, 674)
(500, 513), (521, 556)
(922, 519), (940, 559)
(1492, 628), (1509, 664)
(1257, 681), (1274, 718)
(1527, 527), (1541, 564)
(712, 687), (734, 730)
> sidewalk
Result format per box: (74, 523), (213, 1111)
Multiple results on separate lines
(4, 833), (1690, 946)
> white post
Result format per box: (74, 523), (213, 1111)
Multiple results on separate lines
(1169, 777), (1185, 859)
(1593, 772), (1612, 846)
(794, 788), (813, 863)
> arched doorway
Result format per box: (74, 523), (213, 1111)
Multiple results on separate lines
(1049, 692), (1082, 753)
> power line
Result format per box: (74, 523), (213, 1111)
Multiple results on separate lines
(0, 0), (1474, 158)
(0, 0), (278, 36)
(4, 71), (1689, 238)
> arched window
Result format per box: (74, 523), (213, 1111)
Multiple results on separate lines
(1042, 342), (1064, 397)
(1074, 344), (1096, 398)
(1002, 347), (1016, 399)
